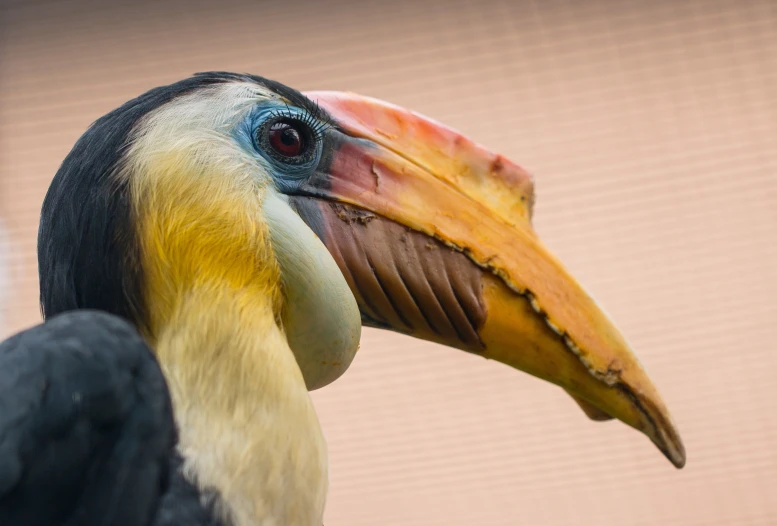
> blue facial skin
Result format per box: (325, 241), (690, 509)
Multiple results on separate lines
(234, 102), (325, 194)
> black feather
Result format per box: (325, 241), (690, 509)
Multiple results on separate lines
(0, 311), (227, 526)
(152, 454), (224, 526)
(0, 311), (174, 525)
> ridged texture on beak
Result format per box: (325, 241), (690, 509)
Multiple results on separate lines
(298, 91), (685, 468)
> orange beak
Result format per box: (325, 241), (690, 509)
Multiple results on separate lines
(290, 91), (685, 468)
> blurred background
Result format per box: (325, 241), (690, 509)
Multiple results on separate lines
(1, 0), (775, 524)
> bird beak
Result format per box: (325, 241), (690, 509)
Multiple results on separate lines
(292, 91), (685, 469)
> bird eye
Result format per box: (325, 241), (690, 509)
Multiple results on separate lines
(260, 117), (316, 164)
(269, 120), (305, 157)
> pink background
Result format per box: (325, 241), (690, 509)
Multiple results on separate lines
(1, 0), (775, 524)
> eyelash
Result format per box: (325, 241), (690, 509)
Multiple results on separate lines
(267, 103), (334, 142)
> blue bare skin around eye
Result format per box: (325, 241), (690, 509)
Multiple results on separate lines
(234, 103), (323, 194)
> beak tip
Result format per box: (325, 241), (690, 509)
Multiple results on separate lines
(653, 419), (686, 469)
(666, 436), (687, 469)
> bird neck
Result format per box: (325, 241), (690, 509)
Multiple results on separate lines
(129, 171), (328, 526)
(151, 289), (328, 526)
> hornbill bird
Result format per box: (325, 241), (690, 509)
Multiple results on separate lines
(0, 72), (685, 525)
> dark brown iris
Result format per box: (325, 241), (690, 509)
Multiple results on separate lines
(268, 120), (306, 157)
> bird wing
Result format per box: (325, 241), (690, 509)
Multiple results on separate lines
(0, 310), (176, 526)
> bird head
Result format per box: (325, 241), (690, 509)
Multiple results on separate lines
(38, 72), (684, 469)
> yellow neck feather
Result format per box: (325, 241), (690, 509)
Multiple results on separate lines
(152, 288), (328, 526)
(130, 165), (327, 526)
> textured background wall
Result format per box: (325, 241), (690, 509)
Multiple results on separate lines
(1, 0), (775, 524)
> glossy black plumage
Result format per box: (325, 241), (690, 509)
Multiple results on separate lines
(0, 311), (221, 526)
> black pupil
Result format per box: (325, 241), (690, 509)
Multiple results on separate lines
(280, 129), (297, 146)
(268, 120), (306, 157)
